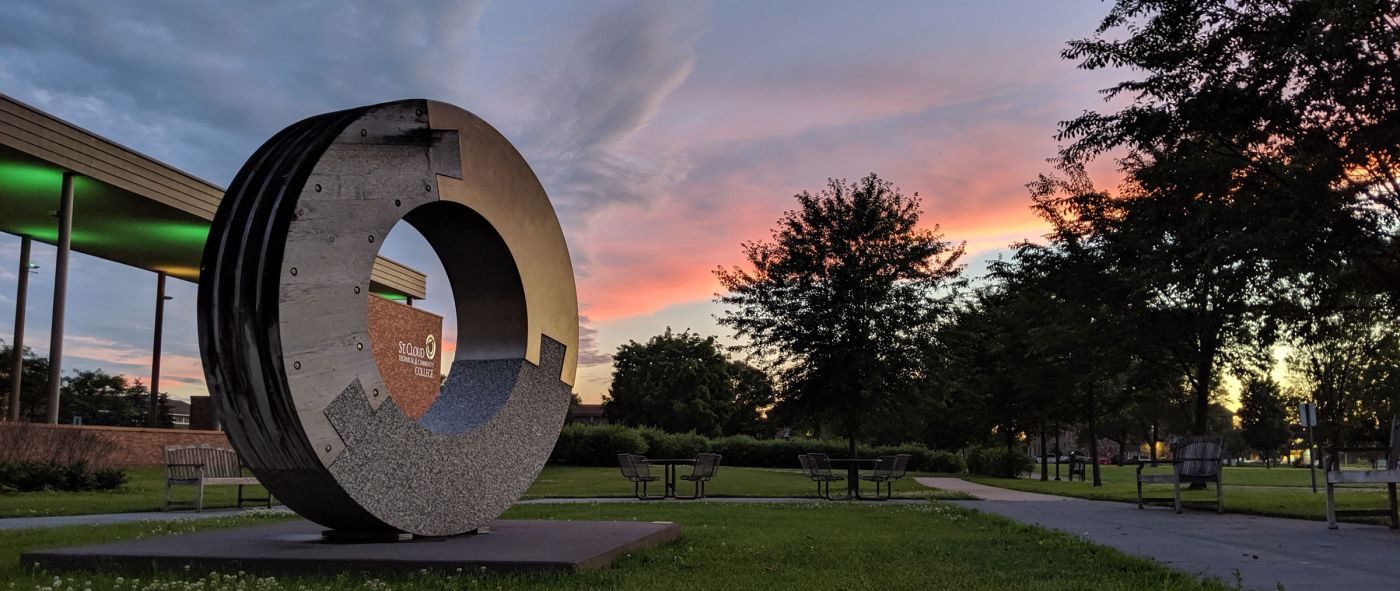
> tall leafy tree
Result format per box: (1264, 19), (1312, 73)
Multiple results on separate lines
(603, 328), (773, 436)
(717, 174), (963, 456)
(1055, 0), (1400, 432)
(0, 340), (51, 422)
(1238, 377), (1293, 467)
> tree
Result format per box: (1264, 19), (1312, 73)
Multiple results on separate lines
(60, 369), (173, 428)
(1239, 377), (1292, 467)
(0, 340), (51, 421)
(1059, 1), (1400, 297)
(603, 328), (773, 436)
(724, 360), (775, 436)
(716, 174), (964, 457)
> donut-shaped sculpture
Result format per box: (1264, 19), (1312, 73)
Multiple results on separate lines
(197, 100), (578, 536)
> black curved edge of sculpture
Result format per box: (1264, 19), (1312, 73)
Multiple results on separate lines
(197, 99), (579, 536)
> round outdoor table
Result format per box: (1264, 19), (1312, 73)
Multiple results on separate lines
(641, 458), (696, 498)
(826, 458), (882, 499)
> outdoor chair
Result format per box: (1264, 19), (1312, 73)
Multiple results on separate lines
(798, 453), (845, 500)
(1325, 417), (1400, 529)
(677, 453), (722, 499)
(861, 453), (912, 500)
(618, 453), (664, 500)
(163, 444), (270, 512)
(1067, 451), (1088, 482)
(1135, 436), (1225, 514)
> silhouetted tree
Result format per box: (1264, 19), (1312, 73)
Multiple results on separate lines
(603, 328), (773, 436)
(717, 174), (964, 457)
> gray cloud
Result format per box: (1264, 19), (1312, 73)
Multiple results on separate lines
(508, 1), (701, 225)
(0, 0), (490, 183)
(577, 316), (613, 367)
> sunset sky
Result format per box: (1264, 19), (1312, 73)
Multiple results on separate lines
(0, 0), (1126, 403)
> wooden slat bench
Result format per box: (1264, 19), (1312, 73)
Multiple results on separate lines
(1135, 435), (1225, 514)
(1325, 418), (1400, 529)
(163, 444), (271, 512)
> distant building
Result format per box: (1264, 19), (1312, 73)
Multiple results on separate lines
(569, 403), (608, 425)
(166, 399), (191, 429)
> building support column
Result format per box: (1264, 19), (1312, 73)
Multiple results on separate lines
(45, 173), (74, 424)
(148, 271), (167, 427)
(7, 235), (31, 421)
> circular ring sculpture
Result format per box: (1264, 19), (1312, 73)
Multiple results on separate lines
(198, 100), (578, 536)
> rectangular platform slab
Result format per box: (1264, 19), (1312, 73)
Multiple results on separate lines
(22, 519), (680, 576)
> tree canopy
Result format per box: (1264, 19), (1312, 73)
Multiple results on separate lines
(603, 328), (774, 437)
(716, 173), (964, 452)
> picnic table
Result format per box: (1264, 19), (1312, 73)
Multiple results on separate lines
(642, 458), (697, 498)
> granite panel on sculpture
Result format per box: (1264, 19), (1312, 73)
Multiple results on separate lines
(198, 99), (578, 536)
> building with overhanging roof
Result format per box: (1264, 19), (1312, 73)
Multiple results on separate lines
(0, 92), (429, 423)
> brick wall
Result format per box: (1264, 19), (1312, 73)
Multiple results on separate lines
(0, 422), (234, 467)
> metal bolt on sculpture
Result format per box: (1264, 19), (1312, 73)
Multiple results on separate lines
(198, 100), (578, 537)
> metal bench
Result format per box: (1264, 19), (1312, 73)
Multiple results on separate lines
(1326, 418), (1400, 529)
(617, 453), (664, 500)
(1135, 435), (1225, 514)
(677, 453), (722, 499)
(860, 453), (911, 500)
(798, 453), (845, 500)
(163, 444), (270, 512)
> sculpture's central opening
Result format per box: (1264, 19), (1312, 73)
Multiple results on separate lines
(370, 199), (527, 435)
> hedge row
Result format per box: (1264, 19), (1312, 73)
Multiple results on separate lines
(964, 447), (1035, 478)
(549, 423), (967, 473)
(0, 460), (127, 493)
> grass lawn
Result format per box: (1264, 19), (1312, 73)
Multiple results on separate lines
(3, 502), (1237, 590)
(962, 464), (1394, 523)
(1, 465), (962, 518)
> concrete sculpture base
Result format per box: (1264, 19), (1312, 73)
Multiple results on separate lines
(23, 519), (680, 576)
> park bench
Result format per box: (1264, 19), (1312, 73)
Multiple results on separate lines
(677, 453), (722, 499)
(860, 453), (911, 500)
(1325, 418), (1400, 529)
(617, 453), (664, 500)
(1068, 451), (1089, 482)
(1135, 435), (1225, 514)
(163, 444), (270, 512)
(798, 453), (845, 500)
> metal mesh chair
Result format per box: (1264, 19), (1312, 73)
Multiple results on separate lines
(860, 454), (911, 500)
(618, 453), (663, 500)
(808, 453), (848, 500)
(678, 453), (722, 499)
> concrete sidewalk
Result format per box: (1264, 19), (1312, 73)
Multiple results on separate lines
(0, 507), (294, 531)
(915, 477), (1070, 501)
(937, 480), (1400, 591)
(0, 497), (920, 530)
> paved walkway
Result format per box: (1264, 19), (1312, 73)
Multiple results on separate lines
(0, 497), (919, 531)
(0, 507), (295, 531)
(922, 478), (1400, 590)
(915, 477), (1070, 501)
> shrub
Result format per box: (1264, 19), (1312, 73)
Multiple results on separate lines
(549, 424), (647, 466)
(636, 427), (709, 459)
(965, 447), (1033, 478)
(0, 460), (127, 492)
(547, 422), (961, 471)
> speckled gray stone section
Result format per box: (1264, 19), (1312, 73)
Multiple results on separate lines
(419, 359), (516, 435)
(324, 338), (570, 536)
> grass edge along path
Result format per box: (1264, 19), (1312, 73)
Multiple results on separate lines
(2, 466), (970, 519)
(2, 502), (1238, 591)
